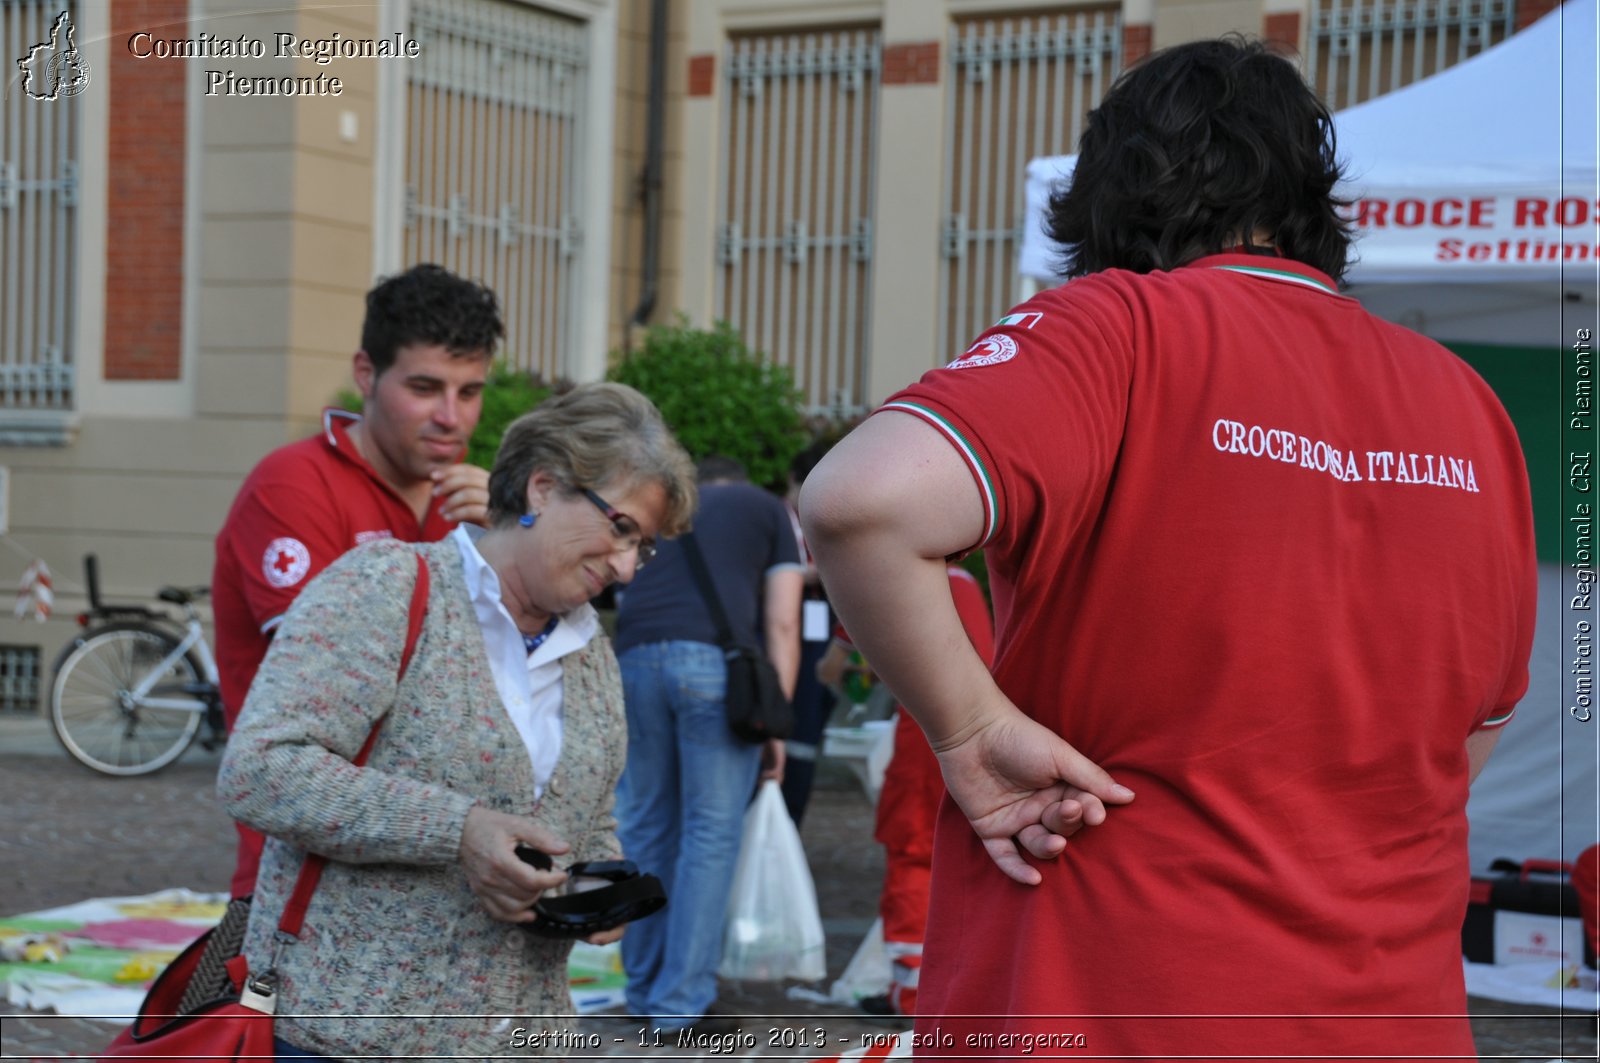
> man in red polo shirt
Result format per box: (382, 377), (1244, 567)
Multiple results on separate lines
(212, 263), (503, 896)
(804, 39), (1535, 1061)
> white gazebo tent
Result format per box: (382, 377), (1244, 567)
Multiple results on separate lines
(1328, 0), (1598, 341)
(1019, 0), (1598, 341)
(1017, 0), (1599, 876)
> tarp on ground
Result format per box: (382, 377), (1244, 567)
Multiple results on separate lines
(0, 888), (627, 1023)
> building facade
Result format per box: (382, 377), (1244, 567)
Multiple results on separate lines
(0, 0), (1556, 713)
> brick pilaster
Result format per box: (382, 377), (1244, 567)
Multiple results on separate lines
(106, 0), (186, 380)
(1122, 23), (1152, 67)
(1264, 11), (1302, 55)
(1516, 0), (1562, 30)
(882, 41), (939, 85)
(687, 53), (714, 97)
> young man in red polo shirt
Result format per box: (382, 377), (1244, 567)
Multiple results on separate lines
(212, 263), (503, 897)
(804, 39), (1534, 1061)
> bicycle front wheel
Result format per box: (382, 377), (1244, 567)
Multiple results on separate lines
(50, 625), (205, 776)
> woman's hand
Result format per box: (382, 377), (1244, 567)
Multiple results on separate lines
(459, 806), (572, 923)
(584, 925), (626, 947)
(932, 709), (1134, 886)
(760, 737), (786, 783)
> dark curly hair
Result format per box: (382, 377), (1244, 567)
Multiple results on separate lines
(1047, 37), (1352, 282)
(360, 263), (505, 374)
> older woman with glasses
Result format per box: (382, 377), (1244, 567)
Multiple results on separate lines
(218, 382), (696, 1061)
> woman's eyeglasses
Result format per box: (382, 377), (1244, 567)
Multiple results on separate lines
(579, 488), (658, 567)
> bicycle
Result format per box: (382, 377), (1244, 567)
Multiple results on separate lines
(48, 554), (227, 776)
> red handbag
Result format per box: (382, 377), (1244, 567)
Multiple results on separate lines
(101, 556), (431, 1061)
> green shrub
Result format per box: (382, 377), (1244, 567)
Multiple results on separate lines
(333, 360), (553, 470)
(609, 318), (808, 489)
(960, 550), (991, 604)
(466, 362), (553, 469)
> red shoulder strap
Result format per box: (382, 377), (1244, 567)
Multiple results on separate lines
(276, 553), (431, 938)
(397, 553), (431, 684)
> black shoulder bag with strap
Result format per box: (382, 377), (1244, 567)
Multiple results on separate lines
(680, 532), (793, 744)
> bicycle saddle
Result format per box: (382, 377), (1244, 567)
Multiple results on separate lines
(514, 845), (667, 938)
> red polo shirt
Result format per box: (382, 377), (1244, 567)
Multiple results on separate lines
(883, 254), (1536, 1060)
(212, 410), (456, 895)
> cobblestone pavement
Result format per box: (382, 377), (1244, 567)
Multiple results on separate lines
(1, 737), (1595, 1061)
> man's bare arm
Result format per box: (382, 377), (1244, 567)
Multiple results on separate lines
(802, 411), (1133, 885)
(1466, 726), (1503, 784)
(762, 568), (804, 701)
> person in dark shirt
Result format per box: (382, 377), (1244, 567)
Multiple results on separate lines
(612, 456), (802, 1035)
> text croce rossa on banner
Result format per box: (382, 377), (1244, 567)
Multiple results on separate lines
(1347, 193), (1599, 281)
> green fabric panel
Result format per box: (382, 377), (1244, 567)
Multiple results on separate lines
(1447, 343), (1559, 562)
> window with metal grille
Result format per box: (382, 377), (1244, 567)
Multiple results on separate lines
(715, 28), (881, 417)
(404, 0), (589, 383)
(0, 644), (41, 713)
(0, 0), (80, 413)
(1307, 0), (1518, 111)
(938, 7), (1121, 366)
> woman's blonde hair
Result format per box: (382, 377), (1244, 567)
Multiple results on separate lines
(487, 382), (697, 536)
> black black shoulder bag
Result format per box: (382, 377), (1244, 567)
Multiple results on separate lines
(681, 531), (794, 744)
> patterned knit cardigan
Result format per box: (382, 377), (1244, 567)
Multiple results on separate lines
(217, 538), (626, 1060)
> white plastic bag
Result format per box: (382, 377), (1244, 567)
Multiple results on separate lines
(719, 779), (827, 981)
(830, 916), (891, 1003)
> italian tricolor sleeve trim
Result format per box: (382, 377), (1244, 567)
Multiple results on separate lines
(879, 400), (999, 550)
(1478, 707), (1516, 729)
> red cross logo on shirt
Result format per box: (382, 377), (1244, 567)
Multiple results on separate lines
(261, 537), (311, 588)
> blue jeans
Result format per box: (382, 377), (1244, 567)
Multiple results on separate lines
(780, 636), (836, 827)
(273, 1037), (328, 1059)
(616, 641), (761, 1028)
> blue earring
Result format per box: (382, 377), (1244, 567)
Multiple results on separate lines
(519, 512), (538, 528)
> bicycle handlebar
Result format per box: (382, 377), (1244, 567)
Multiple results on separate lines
(158, 586), (210, 606)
